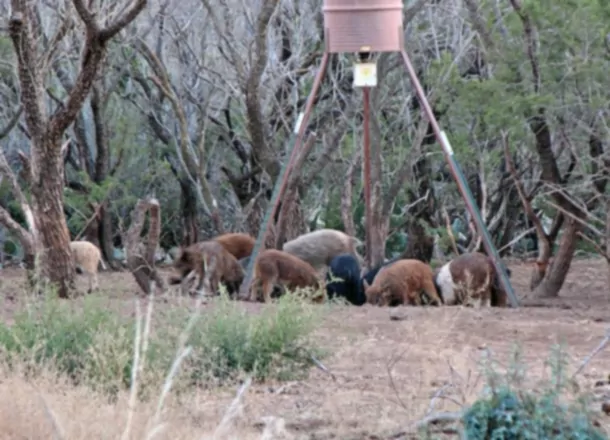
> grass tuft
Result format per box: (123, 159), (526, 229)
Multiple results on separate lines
(0, 288), (326, 399)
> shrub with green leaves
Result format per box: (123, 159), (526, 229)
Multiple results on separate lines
(462, 346), (607, 439)
(167, 291), (325, 385)
(0, 290), (325, 398)
(0, 295), (136, 397)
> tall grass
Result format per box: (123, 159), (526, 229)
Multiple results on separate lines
(0, 289), (326, 400)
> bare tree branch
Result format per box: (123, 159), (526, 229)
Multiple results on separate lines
(49, 0), (148, 139)
(0, 105), (23, 139)
(9, 2), (47, 141)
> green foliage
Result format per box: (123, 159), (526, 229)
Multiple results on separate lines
(64, 173), (120, 235)
(463, 387), (606, 440)
(386, 231), (408, 258)
(460, 346), (607, 440)
(5, 199), (26, 227)
(0, 295), (135, 397)
(320, 187), (346, 232)
(166, 292), (325, 384)
(2, 240), (19, 257)
(0, 291), (324, 399)
(0, 36), (14, 73)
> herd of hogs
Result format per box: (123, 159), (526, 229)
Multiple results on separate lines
(69, 228), (510, 307)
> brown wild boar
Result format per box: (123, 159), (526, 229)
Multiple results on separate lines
(169, 241), (244, 296)
(213, 232), (256, 260)
(433, 252), (510, 307)
(250, 249), (323, 303)
(363, 259), (442, 306)
(282, 228), (364, 270)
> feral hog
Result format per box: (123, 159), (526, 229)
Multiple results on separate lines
(239, 256), (284, 298)
(250, 249), (323, 303)
(70, 241), (106, 293)
(282, 229), (364, 270)
(363, 259), (442, 307)
(213, 232), (256, 260)
(169, 241), (244, 296)
(360, 257), (403, 290)
(326, 253), (365, 306)
(434, 252), (509, 308)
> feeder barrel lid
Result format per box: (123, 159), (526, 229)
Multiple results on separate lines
(322, 0), (404, 53)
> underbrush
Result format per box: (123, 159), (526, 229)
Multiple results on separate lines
(419, 345), (608, 439)
(0, 290), (325, 399)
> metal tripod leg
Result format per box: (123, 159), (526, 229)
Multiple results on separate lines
(238, 52), (332, 299)
(399, 49), (519, 308)
(362, 86), (372, 269)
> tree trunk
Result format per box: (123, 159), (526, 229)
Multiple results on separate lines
(99, 205), (119, 269)
(125, 198), (167, 295)
(82, 213), (101, 248)
(30, 138), (76, 298)
(496, 214), (516, 257)
(179, 179), (199, 245)
(275, 185), (307, 249)
(534, 217), (580, 298)
(243, 195), (276, 249)
(369, 180), (387, 268)
(401, 220), (434, 263)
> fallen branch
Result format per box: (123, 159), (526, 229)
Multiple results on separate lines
(413, 411), (464, 438)
(310, 354), (336, 381)
(572, 328), (610, 379)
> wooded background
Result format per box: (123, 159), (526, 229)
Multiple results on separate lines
(0, 0), (608, 298)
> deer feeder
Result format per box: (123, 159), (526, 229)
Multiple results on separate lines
(323, 0), (404, 53)
(238, 0), (520, 309)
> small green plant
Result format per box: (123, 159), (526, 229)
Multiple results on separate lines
(462, 345), (607, 439)
(177, 291), (325, 384)
(0, 294), (136, 397)
(0, 289), (326, 397)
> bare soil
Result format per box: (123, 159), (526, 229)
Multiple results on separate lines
(1, 258), (610, 439)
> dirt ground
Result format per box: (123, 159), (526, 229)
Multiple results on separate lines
(1, 258), (610, 439)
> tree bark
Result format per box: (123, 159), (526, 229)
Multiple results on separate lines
(7, 0), (148, 296)
(98, 205), (118, 270)
(124, 198), (167, 295)
(369, 179), (387, 268)
(534, 218), (580, 298)
(90, 83), (121, 270)
(401, 220), (435, 263)
(275, 186), (306, 248)
(274, 134), (317, 248)
(30, 136), (76, 297)
(179, 179), (199, 246)
(82, 209), (101, 248)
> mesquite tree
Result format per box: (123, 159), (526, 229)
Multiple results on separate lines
(7, 0), (147, 297)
